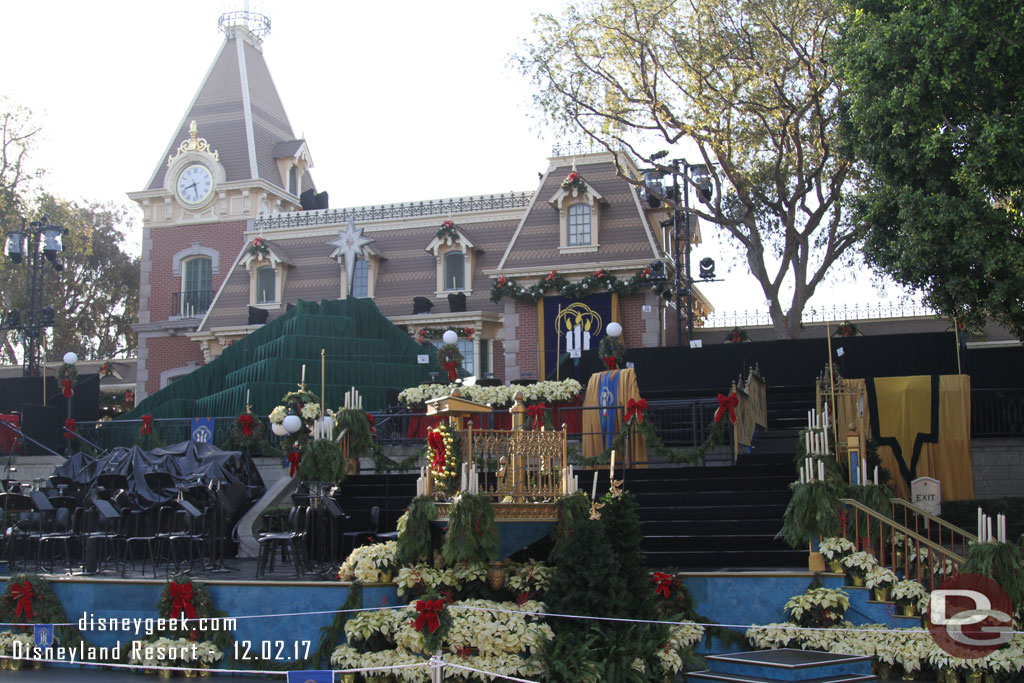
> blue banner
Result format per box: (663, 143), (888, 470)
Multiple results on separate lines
(287, 672), (333, 683)
(191, 417), (214, 443)
(598, 370), (621, 448)
(34, 624), (54, 648)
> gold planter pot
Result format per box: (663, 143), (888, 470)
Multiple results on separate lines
(828, 559), (843, 573)
(902, 602), (918, 617)
(850, 573), (866, 587)
(158, 668), (174, 679)
(487, 560), (508, 591)
(872, 586), (891, 602)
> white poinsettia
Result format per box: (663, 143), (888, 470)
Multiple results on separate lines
(398, 379), (582, 408)
(783, 587), (850, 623)
(818, 537), (856, 560)
(890, 579), (928, 604)
(864, 565), (899, 589)
(300, 402), (321, 420)
(338, 541), (398, 583)
(269, 405), (287, 423)
(840, 550), (877, 573)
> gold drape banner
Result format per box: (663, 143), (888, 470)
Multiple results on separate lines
(581, 368), (647, 466)
(864, 374), (972, 501)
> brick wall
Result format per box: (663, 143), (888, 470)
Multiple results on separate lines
(492, 340), (505, 380)
(619, 293), (646, 348)
(144, 335), (206, 396)
(515, 301), (539, 380)
(147, 219), (247, 322)
(971, 438), (1024, 499)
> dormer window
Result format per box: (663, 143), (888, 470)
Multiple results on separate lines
(352, 257), (370, 297)
(256, 266), (276, 303)
(288, 165), (298, 195)
(425, 221), (481, 297)
(549, 170), (606, 254)
(568, 204), (592, 246)
(242, 237), (292, 308)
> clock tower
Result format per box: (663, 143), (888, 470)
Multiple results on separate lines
(128, 11), (315, 400)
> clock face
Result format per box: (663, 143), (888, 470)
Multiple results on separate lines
(177, 164), (213, 205)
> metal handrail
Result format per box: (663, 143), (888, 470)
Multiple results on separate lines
(890, 497), (976, 558)
(840, 497), (965, 591)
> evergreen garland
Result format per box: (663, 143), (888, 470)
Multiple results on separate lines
(576, 415), (728, 468)
(332, 408), (377, 459)
(551, 491), (590, 556)
(490, 265), (674, 304)
(777, 479), (844, 548)
(396, 496), (438, 566)
(962, 542), (1024, 608)
(295, 438), (349, 484)
(135, 416), (166, 450)
(155, 575), (232, 654)
(441, 494), (499, 565)
(0, 574), (96, 656)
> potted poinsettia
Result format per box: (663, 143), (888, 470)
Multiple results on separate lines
(891, 579), (928, 617)
(783, 587), (850, 628)
(818, 537), (856, 573)
(864, 565), (899, 601)
(840, 550), (877, 586)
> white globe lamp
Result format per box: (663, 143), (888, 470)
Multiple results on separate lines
(62, 351), (78, 365)
(283, 414), (304, 434)
(442, 330), (459, 345)
(607, 322), (623, 338)
(270, 422), (288, 437)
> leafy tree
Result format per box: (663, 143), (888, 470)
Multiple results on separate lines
(839, 0), (1024, 338)
(520, 0), (860, 338)
(0, 99), (139, 364)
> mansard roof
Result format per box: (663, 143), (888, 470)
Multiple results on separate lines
(144, 26), (313, 194)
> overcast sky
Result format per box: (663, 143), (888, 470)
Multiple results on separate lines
(0, 0), (921, 319)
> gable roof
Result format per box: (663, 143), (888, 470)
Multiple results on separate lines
(144, 25), (313, 193)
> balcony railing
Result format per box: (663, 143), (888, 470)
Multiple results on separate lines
(171, 290), (214, 318)
(701, 300), (935, 329)
(972, 388), (1024, 437)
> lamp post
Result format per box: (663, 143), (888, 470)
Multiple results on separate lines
(3, 215), (66, 376)
(662, 161), (713, 346)
(62, 351), (78, 456)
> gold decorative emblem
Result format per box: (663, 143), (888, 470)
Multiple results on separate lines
(168, 120), (220, 166)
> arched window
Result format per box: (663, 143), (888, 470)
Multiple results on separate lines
(444, 252), (465, 291)
(182, 257), (212, 316)
(256, 266), (276, 303)
(568, 203), (592, 246)
(351, 257), (369, 297)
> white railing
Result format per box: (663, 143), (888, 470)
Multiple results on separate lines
(701, 300), (936, 329)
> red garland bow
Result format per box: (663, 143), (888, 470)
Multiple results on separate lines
(169, 581), (198, 620)
(288, 450), (301, 477)
(64, 418), (76, 440)
(427, 429), (446, 471)
(714, 393), (739, 424)
(603, 356), (618, 370)
(61, 379), (74, 398)
(238, 414), (254, 437)
(652, 572), (673, 598)
(11, 581), (33, 620)
(414, 599), (445, 634)
(443, 361), (457, 383)
(527, 403), (546, 430)
(365, 413), (376, 434)
(140, 414), (153, 435)
(624, 398), (648, 424)
(124, 390), (135, 406)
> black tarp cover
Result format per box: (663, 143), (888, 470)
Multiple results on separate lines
(53, 441), (265, 513)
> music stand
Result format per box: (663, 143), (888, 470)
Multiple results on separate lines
(1, 492), (35, 570)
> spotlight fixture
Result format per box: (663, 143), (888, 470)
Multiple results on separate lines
(699, 258), (716, 280)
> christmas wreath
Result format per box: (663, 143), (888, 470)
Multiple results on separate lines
(426, 422), (461, 495)
(436, 344), (463, 383)
(136, 414), (166, 450)
(155, 575), (233, 652)
(435, 220), (459, 242)
(57, 362), (77, 398)
(724, 327), (750, 343)
(598, 335), (625, 370)
(220, 410), (281, 458)
(412, 593), (453, 653)
(833, 321), (859, 337)
(248, 237), (270, 259)
(560, 170), (587, 193)
(414, 327), (474, 344)
(0, 574), (95, 654)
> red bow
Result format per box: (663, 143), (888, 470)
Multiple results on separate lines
(64, 419), (76, 440)
(288, 450), (301, 477)
(140, 414), (153, 435)
(427, 429), (446, 471)
(527, 403), (546, 430)
(169, 581), (197, 620)
(12, 581), (33, 620)
(239, 414), (254, 437)
(624, 398), (648, 424)
(603, 356), (618, 370)
(714, 393), (738, 424)
(414, 599), (445, 634)
(125, 390), (135, 405)
(652, 572), (673, 598)
(443, 361), (457, 383)
(61, 379), (74, 398)
(365, 413), (376, 434)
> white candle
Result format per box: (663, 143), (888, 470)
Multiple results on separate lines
(978, 507), (983, 539)
(799, 469), (805, 484)
(873, 466), (878, 486)
(574, 475), (579, 493)
(818, 460), (825, 481)
(592, 472), (598, 500)
(999, 515), (1006, 543)
(823, 420), (829, 453)
(461, 463), (467, 492)
(610, 450), (616, 479)
(987, 517), (993, 543)
(246, 389), (250, 407)
(808, 411), (812, 431)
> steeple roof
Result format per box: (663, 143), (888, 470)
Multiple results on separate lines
(144, 23), (312, 193)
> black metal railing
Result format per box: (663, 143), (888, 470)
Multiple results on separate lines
(971, 388), (1024, 437)
(253, 192), (533, 232)
(171, 290), (214, 318)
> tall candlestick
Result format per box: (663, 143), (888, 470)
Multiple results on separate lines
(987, 517), (993, 543)
(592, 472), (598, 500)
(873, 466), (878, 486)
(301, 364), (306, 385)
(818, 460), (825, 481)
(610, 450), (616, 479)
(978, 507), (983, 539)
